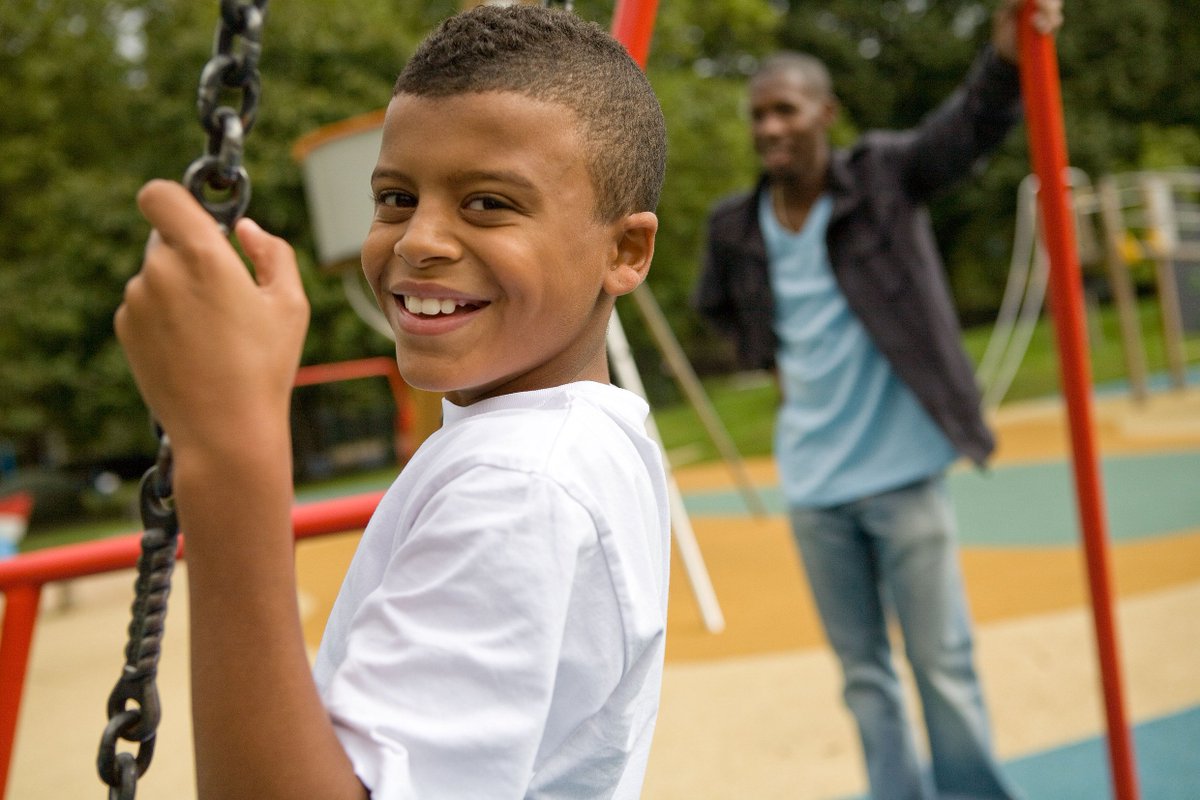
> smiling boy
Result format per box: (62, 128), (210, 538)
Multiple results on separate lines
(115, 6), (670, 799)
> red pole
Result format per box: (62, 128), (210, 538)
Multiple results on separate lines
(0, 585), (41, 800)
(293, 357), (413, 461)
(1017, 5), (1139, 799)
(610, 0), (660, 68)
(0, 491), (383, 800)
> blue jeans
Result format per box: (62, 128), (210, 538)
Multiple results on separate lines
(789, 476), (1019, 800)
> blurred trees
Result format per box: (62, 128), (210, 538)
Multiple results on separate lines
(778, 0), (1200, 319)
(1, 0), (1197, 468)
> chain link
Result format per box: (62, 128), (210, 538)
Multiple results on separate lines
(99, 3), (267, 797)
(183, 0), (269, 233)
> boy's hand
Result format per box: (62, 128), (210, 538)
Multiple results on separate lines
(993, 0), (1064, 64)
(115, 180), (310, 455)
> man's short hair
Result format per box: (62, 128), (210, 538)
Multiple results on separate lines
(753, 51), (834, 99)
(394, 4), (667, 221)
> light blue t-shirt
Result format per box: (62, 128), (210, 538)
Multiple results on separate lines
(760, 190), (957, 507)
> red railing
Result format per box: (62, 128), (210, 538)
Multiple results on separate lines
(294, 356), (413, 461)
(0, 490), (386, 799)
(0, 358), (407, 798)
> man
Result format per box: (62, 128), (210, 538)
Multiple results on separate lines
(694, 1), (1063, 798)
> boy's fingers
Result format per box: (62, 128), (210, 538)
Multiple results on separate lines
(136, 179), (228, 253)
(235, 218), (302, 292)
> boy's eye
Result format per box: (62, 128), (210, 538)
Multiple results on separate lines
(465, 195), (511, 212)
(373, 189), (414, 208)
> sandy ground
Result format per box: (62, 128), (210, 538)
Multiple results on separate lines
(4, 389), (1200, 799)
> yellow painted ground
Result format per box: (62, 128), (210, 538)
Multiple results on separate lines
(660, 517), (1200, 663)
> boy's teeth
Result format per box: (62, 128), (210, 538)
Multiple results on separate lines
(404, 296), (463, 316)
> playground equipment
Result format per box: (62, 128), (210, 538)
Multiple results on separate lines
(1019, 11), (1138, 797)
(979, 167), (1200, 408)
(1097, 169), (1200, 397)
(0, 491), (381, 800)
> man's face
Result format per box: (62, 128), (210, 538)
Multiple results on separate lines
(749, 68), (836, 183)
(361, 91), (626, 406)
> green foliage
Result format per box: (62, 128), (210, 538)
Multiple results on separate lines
(2, 0), (1198, 472)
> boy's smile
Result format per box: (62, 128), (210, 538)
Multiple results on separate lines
(362, 90), (652, 407)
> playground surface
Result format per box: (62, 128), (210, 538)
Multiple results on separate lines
(6, 388), (1200, 799)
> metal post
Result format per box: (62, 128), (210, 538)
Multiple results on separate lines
(610, 0), (659, 67)
(607, 312), (725, 633)
(1018, 4), (1140, 798)
(1097, 178), (1150, 403)
(0, 585), (42, 800)
(1141, 175), (1189, 389)
(629, 286), (768, 516)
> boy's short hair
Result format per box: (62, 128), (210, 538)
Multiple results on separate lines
(394, 4), (667, 221)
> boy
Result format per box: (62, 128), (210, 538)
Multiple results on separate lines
(114, 6), (670, 799)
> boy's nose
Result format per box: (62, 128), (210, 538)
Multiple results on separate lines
(393, 207), (459, 267)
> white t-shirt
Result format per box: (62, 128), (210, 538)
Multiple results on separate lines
(312, 381), (671, 799)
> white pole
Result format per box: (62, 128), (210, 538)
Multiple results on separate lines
(606, 310), (725, 633)
(628, 285), (768, 517)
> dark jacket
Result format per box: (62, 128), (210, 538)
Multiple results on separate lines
(695, 47), (1024, 466)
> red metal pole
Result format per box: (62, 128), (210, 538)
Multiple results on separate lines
(0, 585), (41, 800)
(292, 356), (400, 388)
(1017, 4), (1139, 798)
(610, 0), (660, 68)
(293, 357), (413, 461)
(0, 490), (383, 800)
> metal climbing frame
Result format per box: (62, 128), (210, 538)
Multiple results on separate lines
(1097, 169), (1200, 398)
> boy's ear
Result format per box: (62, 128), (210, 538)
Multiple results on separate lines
(604, 211), (658, 297)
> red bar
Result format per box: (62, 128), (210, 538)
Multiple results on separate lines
(292, 356), (399, 388)
(291, 491), (386, 541)
(0, 493), (384, 592)
(293, 357), (413, 462)
(610, 0), (660, 68)
(0, 585), (41, 800)
(1017, 4), (1139, 799)
(0, 490), (383, 800)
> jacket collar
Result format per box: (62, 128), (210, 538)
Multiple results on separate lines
(751, 152), (862, 231)
(826, 150), (862, 225)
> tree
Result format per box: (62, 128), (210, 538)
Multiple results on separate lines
(11, 0), (1186, 468)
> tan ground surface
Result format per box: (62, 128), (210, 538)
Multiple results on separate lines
(5, 389), (1200, 799)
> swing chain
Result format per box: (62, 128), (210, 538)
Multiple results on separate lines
(98, 2), (268, 797)
(183, 0), (269, 233)
(96, 438), (177, 800)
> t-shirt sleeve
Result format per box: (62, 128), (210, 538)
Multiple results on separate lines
(320, 464), (598, 800)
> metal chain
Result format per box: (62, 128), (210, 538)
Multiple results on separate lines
(98, 3), (267, 798)
(183, 0), (269, 233)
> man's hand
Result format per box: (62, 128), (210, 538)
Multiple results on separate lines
(114, 180), (310, 456)
(993, 0), (1064, 64)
